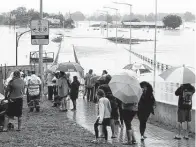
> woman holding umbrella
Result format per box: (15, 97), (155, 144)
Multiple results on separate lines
(137, 81), (156, 140)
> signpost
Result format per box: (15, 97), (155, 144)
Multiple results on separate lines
(31, 19), (49, 45)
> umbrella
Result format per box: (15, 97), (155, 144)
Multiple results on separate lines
(159, 65), (195, 84)
(90, 76), (101, 86)
(123, 63), (152, 74)
(45, 64), (58, 73)
(55, 62), (84, 73)
(109, 70), (142, 104)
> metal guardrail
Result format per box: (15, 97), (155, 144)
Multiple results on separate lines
(130, 50), (173, 71)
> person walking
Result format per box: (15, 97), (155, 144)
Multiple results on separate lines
(174, 83), (195, 140)
(58, 71), (70, 112)
(122, 102), (138, 145)
(137, 81), (156, 140)
(70, 76), (80, 110)
(84, 69), (94, 101)
(92, 89), (111, 143)
(2, 70), (25, 132)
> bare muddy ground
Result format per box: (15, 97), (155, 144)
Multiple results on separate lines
(0, 98), (120, 147)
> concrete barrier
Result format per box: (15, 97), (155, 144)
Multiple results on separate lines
(149, 101), (195, 133)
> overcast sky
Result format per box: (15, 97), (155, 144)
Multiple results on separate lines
(0, 0), (195, 15)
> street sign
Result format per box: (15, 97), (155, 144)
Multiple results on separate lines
(31, 19), (49, 45)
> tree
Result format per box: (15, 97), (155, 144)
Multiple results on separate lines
(162, 15), (182, 29)
(64, 18), (75, 28)
(106, 14), (112, 23)
(71, 11), (85, 21)
(27, 9), (40, 21)
(184, 12), (195, 22)
(145, 13), (155, 22)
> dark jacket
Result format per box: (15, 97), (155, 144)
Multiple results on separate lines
(99, 84), (119, 119)
(175, 84), (195, 110)
(138, 92), (155, 115)
(70, 80), (80, 100)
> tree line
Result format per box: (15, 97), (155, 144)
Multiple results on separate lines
(0, 6), (195, 29)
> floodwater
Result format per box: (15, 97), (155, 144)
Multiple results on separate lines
(0, 21), (195, 108)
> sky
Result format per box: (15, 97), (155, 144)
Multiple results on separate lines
(0, 0), (195, 15)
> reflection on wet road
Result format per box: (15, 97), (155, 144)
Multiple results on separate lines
(66, 95), (195, 147)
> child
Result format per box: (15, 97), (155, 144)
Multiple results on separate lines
(92, 89), (111, 143)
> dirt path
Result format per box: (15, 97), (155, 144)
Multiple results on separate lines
(0, 98), (119, 147)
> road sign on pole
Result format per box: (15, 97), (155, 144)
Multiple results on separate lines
(31, 19), (49, 45)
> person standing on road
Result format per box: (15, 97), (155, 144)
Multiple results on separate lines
(137, 81), (156, 140)
(58, 71), (70, 112)
(92, 89), (111, 143)
(2, 70), (25, 132)
(70, 76), (80, 111)
(99, 74), (120, 138)
(174, 83), (195, 140)
(27, 71), (42, 112)
(84, 69), (94, 101)
(46, 72), (55, 100)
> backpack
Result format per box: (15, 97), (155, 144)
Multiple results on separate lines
(181, 90), (193, 109)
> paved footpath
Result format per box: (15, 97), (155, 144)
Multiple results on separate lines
(66, 96), (195, 147)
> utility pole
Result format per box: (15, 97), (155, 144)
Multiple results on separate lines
(153, 0), (158, 90)
(113, 2), (132, 62)
(103, 7), (118, 44)
(39, 0), (44, 96)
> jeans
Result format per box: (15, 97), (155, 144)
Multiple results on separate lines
(86, 87), (93, 101)
(48, 86), (53, 100)
(138, 111), (150, 136)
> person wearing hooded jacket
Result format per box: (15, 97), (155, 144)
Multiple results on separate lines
(137, 81), (156, 140)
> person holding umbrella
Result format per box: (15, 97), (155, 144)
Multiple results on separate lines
(108, 69), (142, 145)
(137, 81), (156, 140)
(174, 83), (195, 140)
(159, 65), (195, 139)
(58, 71), (70, 112)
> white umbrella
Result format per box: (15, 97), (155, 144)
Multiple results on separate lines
(159, 65), (195, 84)
(123, 62), (152, 74)
(109, 70), (142, 104)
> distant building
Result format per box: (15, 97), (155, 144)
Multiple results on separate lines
(44, 17), (61, 27)
(122, 21), (165, 28)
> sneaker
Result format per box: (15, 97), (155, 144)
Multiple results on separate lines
(122, 142), (132, 145)
(91, 139), (99, 143)
(141, 136), (145, 141)
(183, 136), (189, 140)
(174, 135), (181, 140)
(111, 136), (117, 138)
(132, 140), (137, 144)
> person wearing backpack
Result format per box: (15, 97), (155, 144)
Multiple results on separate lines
(174, 83), (195, 140)
(27, 71), (42, 112)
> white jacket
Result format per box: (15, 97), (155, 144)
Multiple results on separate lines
(97, 97), (111, 123)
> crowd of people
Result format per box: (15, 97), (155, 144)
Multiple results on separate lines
(0, 68), (195, 145)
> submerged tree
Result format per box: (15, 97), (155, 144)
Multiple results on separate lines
(162, 15), (182, 29)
